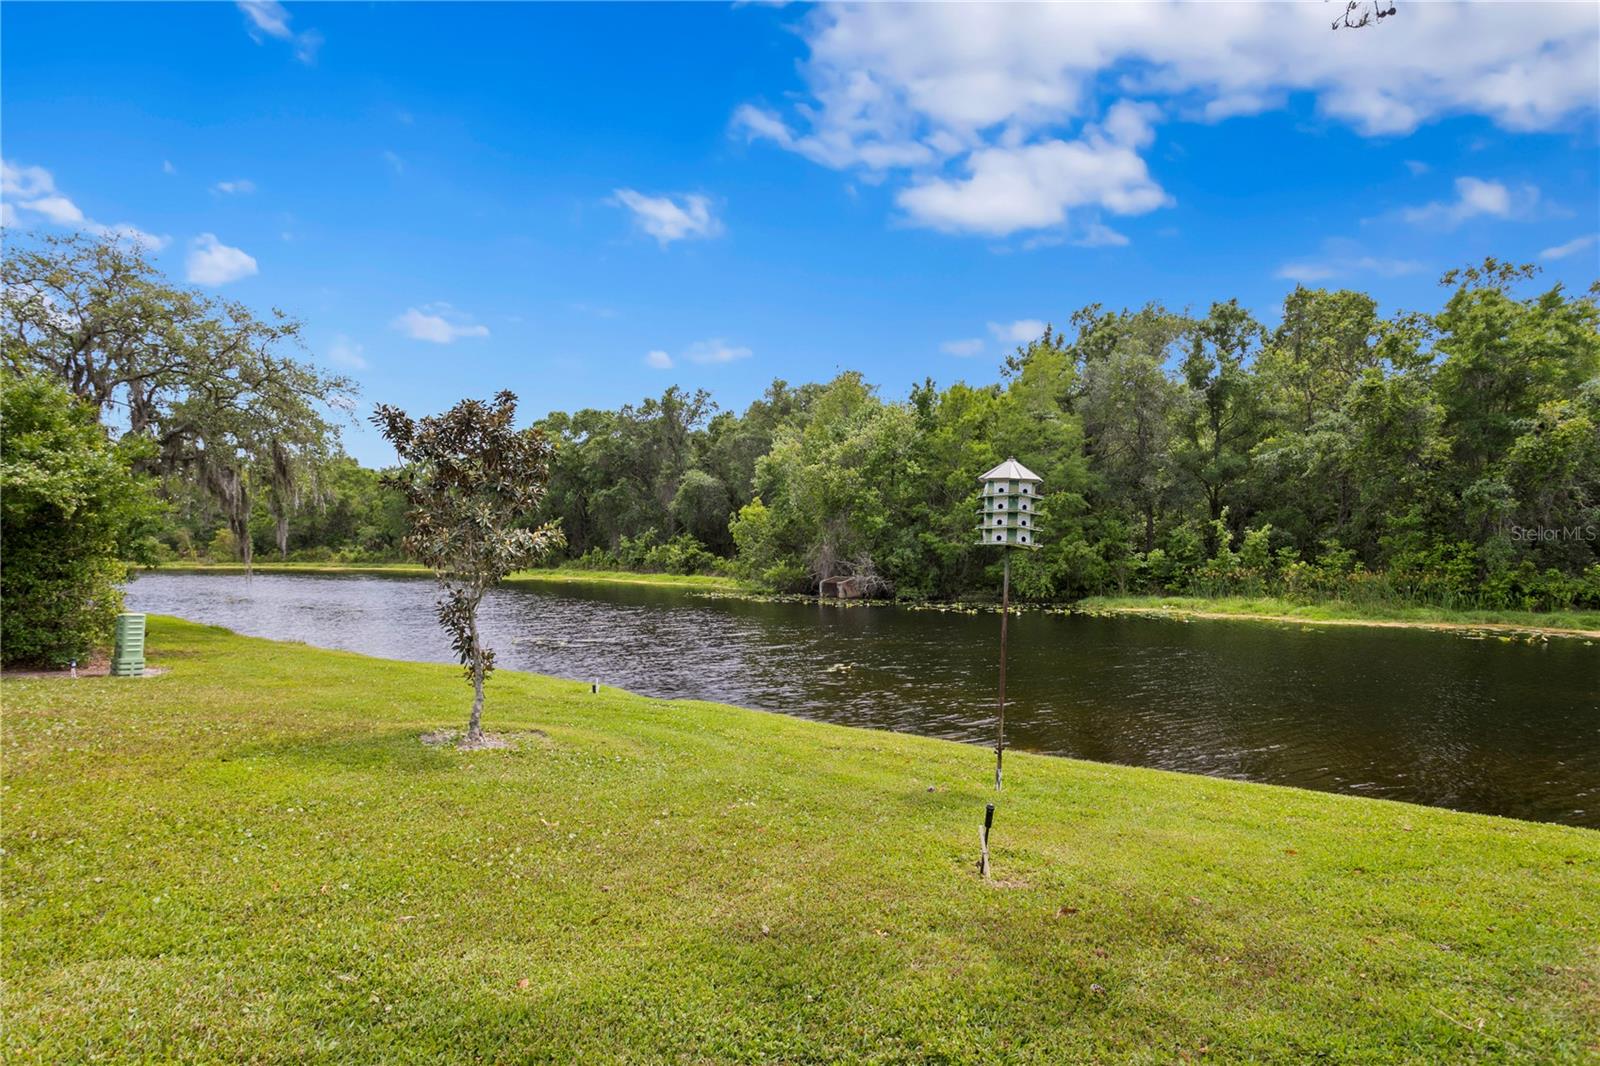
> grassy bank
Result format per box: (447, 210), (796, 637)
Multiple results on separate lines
(4, 620), (1597, 1063)
(146, 560), (745, 593)
(1075, 594), (1600, 639)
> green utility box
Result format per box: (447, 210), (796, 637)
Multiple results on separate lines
(111, 612), (147, 677)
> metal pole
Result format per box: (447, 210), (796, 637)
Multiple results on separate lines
(996, 550), (1009, 791)
(979, 802), (995, 878)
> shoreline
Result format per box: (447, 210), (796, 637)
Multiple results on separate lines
(1073, 595), (1600, 641)
(139, 561), (746, 593)
(139, 564), (1600, 639)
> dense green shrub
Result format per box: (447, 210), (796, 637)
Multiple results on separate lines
(206, 528), (238, 562)
(569, 531), (718, 575)
(1, 374), (161, 667)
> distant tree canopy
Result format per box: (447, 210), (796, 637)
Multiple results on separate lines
(208, 257), (1594, 613)
(530, 261), (1600, 611)
(1, 233), (354, 566)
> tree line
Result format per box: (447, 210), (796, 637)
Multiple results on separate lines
(3, 233), (1596, 664)
(528, 258), (1600, 612)
(215, 257), (1600, 611)
(206, 257), (1600, 614)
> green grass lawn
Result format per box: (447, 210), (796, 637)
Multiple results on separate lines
(4, 619), (1597, 1063)
(149, 560), (746, 593)
(1075, 594), (1600, 637)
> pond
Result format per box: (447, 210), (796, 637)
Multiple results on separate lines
(126, 571), (1600, 828)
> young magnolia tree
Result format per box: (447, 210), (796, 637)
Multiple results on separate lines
(372, 392), (563, 744)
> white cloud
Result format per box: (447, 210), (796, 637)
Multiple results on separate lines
(731, 105), (801, 150)
(735, 4), (1597, 237)
(1399, 176), (1536, 228)
(1021, 219), (1130, 251)
(212, 179), (256, 195)
(382, 150), (404, 175)
(238, 0), (291, 37)
(895, 127), (1168, 236)
(2, 159), (168, 250)
(989, 319), (1046, 344)
(644, 349), (674, 369)
(0, 202), (15, 228)
(1277, 262), (1338, 283)
(237, 1), (321, 64)
(390, 304), (490, 344)
(1074, 221), (1129, 247)
(327, 335), (368, 370)
(1540, 234), (1598, 261)
(162, 160), (178, 175)
(20, 194), (86, 226)
(293, 29), (323, 64)
(1404, 159), (1429, 177)
(186, 234), (258, 285)
(1200, 92), (1278, 123)
(1276, 257), (1422, 283)
(685, 338), (751, 364)
(1277, 240), (1424, 283)
(611, 189), (722, 246)
(2, 160), (55, 199)
(940, 338), (985, 357)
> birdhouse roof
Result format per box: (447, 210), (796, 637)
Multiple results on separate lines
(978, 458), (1041, 483)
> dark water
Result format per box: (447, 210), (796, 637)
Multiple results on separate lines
(126, 571), (1600, 827)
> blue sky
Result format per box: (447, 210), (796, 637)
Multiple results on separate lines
(3, 2), (1597, 465)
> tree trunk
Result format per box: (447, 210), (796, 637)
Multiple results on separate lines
(466, 609), (485, 742)
(275, 512), (289, 561)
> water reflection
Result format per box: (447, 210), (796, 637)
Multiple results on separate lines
(126, 571), (1600, 827)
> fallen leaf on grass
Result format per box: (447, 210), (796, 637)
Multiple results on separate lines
(517, 978), (530, 990)
(1055, 906), (1079, 918)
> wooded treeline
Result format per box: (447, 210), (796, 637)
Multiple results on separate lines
(7, 233), (1598, 621)
(138, 260), (1600, 610)
(526, 258), (1600, 611)
(220, 259), (1600, 610)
